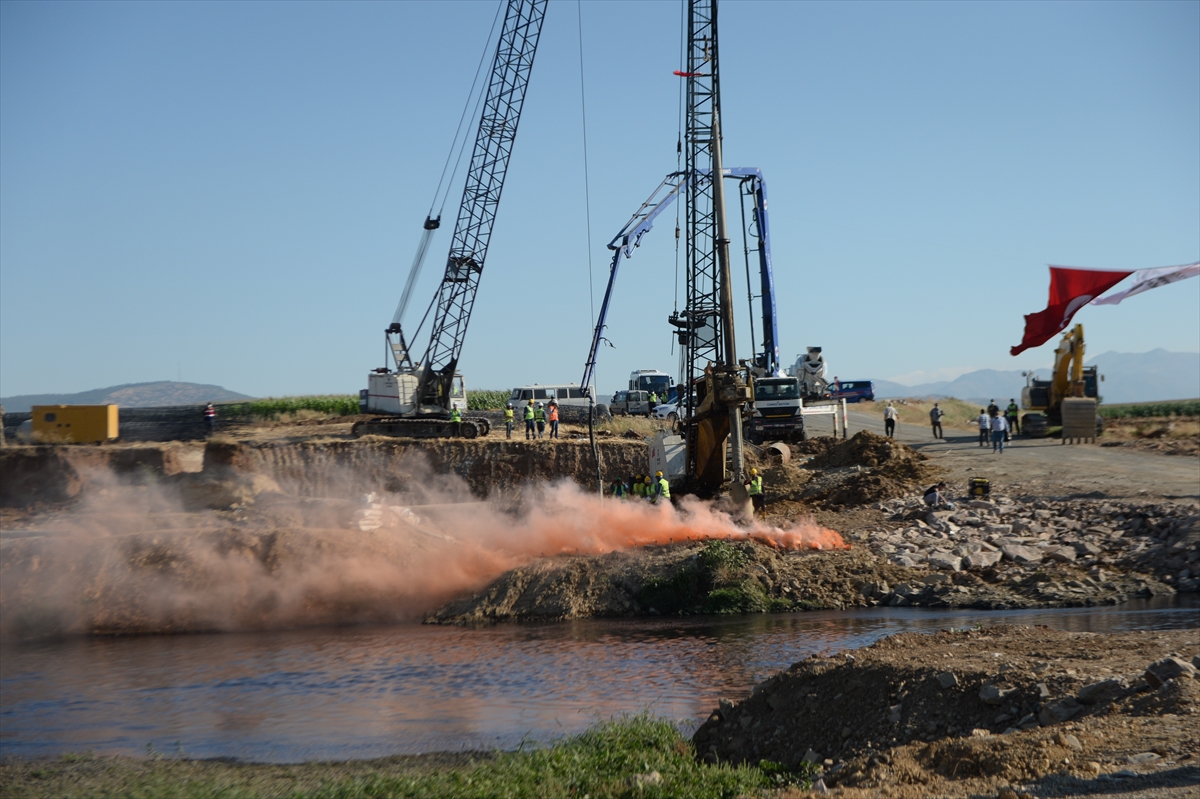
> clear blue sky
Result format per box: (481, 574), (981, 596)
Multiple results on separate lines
(2, 0), (1197, 398)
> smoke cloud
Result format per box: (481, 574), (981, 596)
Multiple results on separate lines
(1, 456), (843, 639)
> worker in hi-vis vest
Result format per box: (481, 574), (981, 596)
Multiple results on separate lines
(524, 400), (536, 440)
(504, 404), (515, 439)
(746, 467), (764, 513)
(651, 471), (670, 504)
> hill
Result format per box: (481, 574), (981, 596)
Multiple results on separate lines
(0, 382), (253, 413)
(872, 349), (1199, 405)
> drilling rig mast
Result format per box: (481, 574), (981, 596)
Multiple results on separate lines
(669, 0), (752, 505)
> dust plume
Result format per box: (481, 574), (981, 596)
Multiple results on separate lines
(0, 458), (843, 639)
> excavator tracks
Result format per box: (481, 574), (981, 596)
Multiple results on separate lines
(351, 417), (490, 439)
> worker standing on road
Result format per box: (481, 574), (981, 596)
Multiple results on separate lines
(1006, 399), (1021, 435)
(929, 403), (944, 439)
(977, 409), (990, 447)
(504, 404), (515, 439)
(990, 412), (1009, 453)
(746, 467), (764, 513)
(534, 402), (547, 438)
(987, 399), (999, 417)
(547, 399), (560, 439)
(884, 403), (898, 438)
(524, 400), (536, 440)
(204, 403), (217, 436)
(649, 391), (658, 412)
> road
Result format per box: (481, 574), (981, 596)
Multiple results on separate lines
(798, 404), (1199, 501)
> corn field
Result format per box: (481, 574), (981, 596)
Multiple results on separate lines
(468, 390), (511, 410)
(228, 395), (360, 419)
(1099, 400), (1200, 419)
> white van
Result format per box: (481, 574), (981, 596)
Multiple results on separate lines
(507, 384), (596, 409)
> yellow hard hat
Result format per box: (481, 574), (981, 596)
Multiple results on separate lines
(655, 470), (663, 478)
(750, 468), (758, 475)
(644, 476), (652, 483)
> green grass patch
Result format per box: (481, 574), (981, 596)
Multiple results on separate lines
(467, 390), (511, 410)
(1099, 399), (1200, 419)
(226, 395), (361, 419)
(637, 541), (802, 615)
(0, 717), (816, 798)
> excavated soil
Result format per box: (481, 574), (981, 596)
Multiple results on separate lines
(694, 625), (1200, 798)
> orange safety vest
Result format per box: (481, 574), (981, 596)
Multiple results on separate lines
(548, 405), (559, 421)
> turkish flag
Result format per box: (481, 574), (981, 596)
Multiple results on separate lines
(1010, 266), (1132, 356)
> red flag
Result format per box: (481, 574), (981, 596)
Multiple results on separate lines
(1010, 266), (1132, 356)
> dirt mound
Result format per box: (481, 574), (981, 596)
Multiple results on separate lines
(694, 625), (1200, 796)
(428, 540), (921, 624)
(770, 433), (939, 509)
(808, 430), (929, 474)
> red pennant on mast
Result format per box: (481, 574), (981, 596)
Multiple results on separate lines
(1010, 266), (1132, 356)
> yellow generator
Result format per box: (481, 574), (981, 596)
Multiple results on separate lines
(31, 405), (118, 443)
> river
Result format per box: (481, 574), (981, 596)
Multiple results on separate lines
(2, 598), (1197, 763)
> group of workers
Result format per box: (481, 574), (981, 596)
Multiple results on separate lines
(607, 467), (765, 512)
(610, 471), (671, 502)
(501, 398), (559, 440)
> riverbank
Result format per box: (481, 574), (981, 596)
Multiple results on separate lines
(698, 624), (1200, 798)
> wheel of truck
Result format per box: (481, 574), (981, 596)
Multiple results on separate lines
(461, 421), (479, 439)
(475, 418), (491, 437)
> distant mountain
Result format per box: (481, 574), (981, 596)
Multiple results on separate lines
(1085, 349), (1199, 404)
(0, 382), (253, 413)
(872, 350), (1198, 405)
(872, 370), (1026, 405)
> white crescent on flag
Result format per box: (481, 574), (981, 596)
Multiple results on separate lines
(1092, 262), (1200, 306)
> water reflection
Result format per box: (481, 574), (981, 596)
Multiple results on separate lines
(2, 597), (1195, 763)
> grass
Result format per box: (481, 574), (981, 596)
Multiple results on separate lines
(638, 540), (801, 616)
(1098, 399), (1200, 419)
(0, 716), (816, 799)
(226, 396), (360, 420)
(467, 390), (511, 411)
(858, 397), (984, 429)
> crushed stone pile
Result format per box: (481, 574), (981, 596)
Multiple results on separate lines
(694, 625), (1200, 797)
(854, 493), (1199, 602)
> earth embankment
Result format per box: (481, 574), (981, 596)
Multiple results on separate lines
(694, 624), (1200, 798)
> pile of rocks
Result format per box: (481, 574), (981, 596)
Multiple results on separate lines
(851, 493), (1198, 602)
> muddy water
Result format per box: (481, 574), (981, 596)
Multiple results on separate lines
(3, 598), (1196, 763)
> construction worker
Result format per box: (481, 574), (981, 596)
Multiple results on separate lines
(1006, 398), (1021, 435)
(644, 475), (655, 501)
(631, 474), (644, 498)
(449, 405), (462, 436)
(203, 402), (217, 436)
(547, 399), (560, 439)
(524, 399), (536, 440)
(504, 403), (515, 439)
(610, 478), (627, 498)
(652, 471), (670, 504)
(534, 401), (547, 438)
(648, 391), (658, 411)
(745, 467), (764, 512)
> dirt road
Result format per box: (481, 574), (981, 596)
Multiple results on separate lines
(823, 408), (1200, 501)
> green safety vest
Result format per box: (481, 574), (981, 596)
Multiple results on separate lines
(1007, 404), (1019, 416)
(449, 408), (462, 422)
(748, 476), (763, 496)
(612, 483), (627, 497)
(656, 478), (670, 500)
(504, 408), (514, 422)
(633, 482), (644, 497)
(524, 406), (535, 420)
(534, 407), (546, 421)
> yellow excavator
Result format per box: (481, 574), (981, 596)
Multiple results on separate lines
(1020, 323), (1103, 438)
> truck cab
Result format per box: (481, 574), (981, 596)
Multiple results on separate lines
(749, 376), (805, 443)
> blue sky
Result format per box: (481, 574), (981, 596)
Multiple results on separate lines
(2, 0), (1197, 399)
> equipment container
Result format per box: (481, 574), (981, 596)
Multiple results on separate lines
(31, 405), (118, 443)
